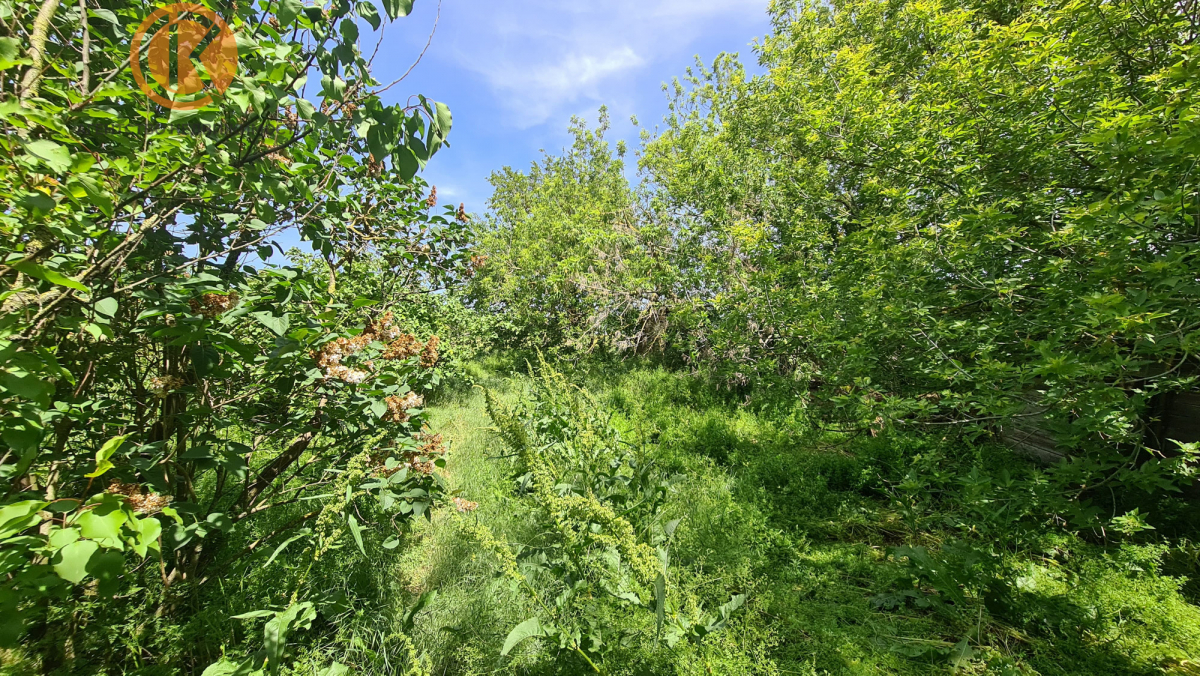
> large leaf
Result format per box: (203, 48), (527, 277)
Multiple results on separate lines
(381, 0), (413, 19)
(501, 617), (547, 656)
(250, 311), (290, 336)
(86, 550), (126, 596)
(276, 0), (303, 24)
(52, 539), (99, 583)
(12, 260), (88, 293)
(0, 501), (47, 539)
(434, 101), (452, 138)
(24, 139), (72, 173)
(263, 602), (316, 672)
(76, 506), (127, 542)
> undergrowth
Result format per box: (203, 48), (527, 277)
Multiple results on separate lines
(392, 356), (1200, 676)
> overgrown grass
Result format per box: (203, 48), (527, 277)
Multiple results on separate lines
(394, 357), (1200, 675)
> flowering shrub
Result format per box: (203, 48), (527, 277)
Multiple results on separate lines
(0, 0), (465, 667)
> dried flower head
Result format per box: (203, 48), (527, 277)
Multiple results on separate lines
(383, 392), (424, 423)
(147, 375), (185, 399)
(425, 186), (437, 209)
(268, 15), (280, 29)
(456, 203), (468, 223)
(420, 336), (439, 369)
(188, 292), (239, 319)
(107, 481), (173, 514)
(313, 313), (405, 382)
(414, 431), (446, 456)
(453, 497), (479, 513)
(468, 255), (488, 275)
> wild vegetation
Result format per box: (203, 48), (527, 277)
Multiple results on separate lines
(2, 0), (1199, 674)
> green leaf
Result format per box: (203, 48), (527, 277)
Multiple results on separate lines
(339, 18), (358, 44)
(501, 617), (546, 656)
(370, 399), (387, 419)
(264, 602), (316, 668)
(381, 0), (413, 19)
(0, 36), (26, 70)
(318, 663), (350, 676)
(25, 139), (72, 173)
(346, 513), (366, 555)
(88, 8), (119, 24)
(12, 260), (89, 293)
(434, 101), (452, 138)
(94, 297), (119, 318)
(356, 1), (380, 29)
(277, 0), (303, 25)
(72, 175), (113, 217)
(0, 501), (48, 538)
(86, 549), (125, 596)
(1, 369), (52, 404)
(949, 637), (975, 668)
(393, 146), (419, 181)
(654, 572), (666, 637)
(85, 434), (130, 478)
(130, 516), (162, 558)
(262, 529), (311, 568)
(52, 539), (99, 583)
(232, 609), (276, 620)
(76, 507), (127, 542)
(250, 311), (290, 336)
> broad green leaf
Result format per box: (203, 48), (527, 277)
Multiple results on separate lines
(94, 297), (119, 318)
(12, 260), (88, 293)
(356, 1), (380, 29)
(434, 101), (452, 138)
(318, 663), (350, 676)
(0, 36), (26, 70)
(0, 500), (47, 538)
(86, 549), (125, 596)
(501, 617), (546, 656)
(25, 139), (71, 173)
(381, 0), (413, 19)
(130, 516), (162, 558)
(250, 311), (289, 336)
(277, 0), (303, 25)
(76, 507), (127, 542)
(264, 602), (316, 667)
(52, 539), (99, 583)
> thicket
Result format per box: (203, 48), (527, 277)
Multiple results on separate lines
(0, 0), (477, 671)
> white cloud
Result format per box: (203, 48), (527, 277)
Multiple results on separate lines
(442, 0), (767, 127)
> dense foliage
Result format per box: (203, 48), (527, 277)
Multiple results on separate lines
(0, 0), (471, 670)
(476, 0), (1200, 533)
(4, 0), (1200, 673)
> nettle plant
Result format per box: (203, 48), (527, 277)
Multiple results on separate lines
(0, 0), (461, 652)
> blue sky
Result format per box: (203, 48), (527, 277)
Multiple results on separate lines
(365, 0), (773, 213)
